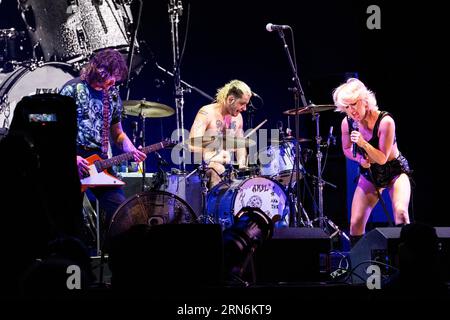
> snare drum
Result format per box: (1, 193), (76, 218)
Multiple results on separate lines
(206, 176), (289, 229)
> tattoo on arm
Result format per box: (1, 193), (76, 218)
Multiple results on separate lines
(199, 110), (208, 116)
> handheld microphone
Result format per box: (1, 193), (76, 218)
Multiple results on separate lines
(352, 121), (359, 158)
(266, 23), (290, 32)
(327, 126), (334, 146)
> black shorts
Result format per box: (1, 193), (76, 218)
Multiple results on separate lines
(360, 154), (411, 188)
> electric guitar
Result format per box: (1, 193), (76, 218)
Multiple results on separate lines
(80, 139), (175, 192)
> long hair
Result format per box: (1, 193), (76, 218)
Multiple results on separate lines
(80, 49), (128, 85)
(215, 80), (251, 104)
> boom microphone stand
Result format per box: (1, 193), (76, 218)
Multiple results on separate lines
(271, 25), (307, 227)
(169, 0), (187, 172)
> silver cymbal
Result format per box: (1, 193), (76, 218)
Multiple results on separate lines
(123, 100), (175, 118)
(270, 136), (312, 144)
(283, 104), (336, 116)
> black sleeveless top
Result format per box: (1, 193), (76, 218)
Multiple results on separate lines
(347, 111), (410, 188)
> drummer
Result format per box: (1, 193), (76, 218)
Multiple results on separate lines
(189, 79), (253, 188)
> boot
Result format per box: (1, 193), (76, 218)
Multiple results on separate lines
(350, 234), (363, 248)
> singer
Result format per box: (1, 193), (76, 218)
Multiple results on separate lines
(333, 78), (412, 246)
(188, 80), (252, 188)
(60, 49), (146, 229)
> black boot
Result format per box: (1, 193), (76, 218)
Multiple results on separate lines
(350, 235), (363, 248)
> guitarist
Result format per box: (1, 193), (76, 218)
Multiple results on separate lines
(60, 49), (146, 229)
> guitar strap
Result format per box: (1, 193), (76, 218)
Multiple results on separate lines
(101, 89), (110, 158)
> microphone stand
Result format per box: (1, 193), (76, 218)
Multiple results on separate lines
(169, 0), (187, 172)
(274, 28), (307, 227)
(125, 0), (143, 100)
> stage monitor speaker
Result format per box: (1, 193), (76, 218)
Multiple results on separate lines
(254, 228), (331, 283)
(349, 227), (450, 284)
(108, 224), (224, 291)
(119, 172), (156, 198)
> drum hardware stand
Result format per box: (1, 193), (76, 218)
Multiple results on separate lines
(271, 26), (308, 228)
(125, 0), (143, 100)
(184, 148), (225, 224)
(309, 110), (349, 241)
(285, 144), (312, 228)
(169, 0), (188, 172)
(137, 109), (151, 192)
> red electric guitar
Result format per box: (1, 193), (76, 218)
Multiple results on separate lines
(80, 139), (175, 192)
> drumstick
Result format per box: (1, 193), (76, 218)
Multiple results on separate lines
(244, 119), (267, 138)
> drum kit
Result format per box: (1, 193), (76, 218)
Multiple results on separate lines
(151, 103), (340, 234)
(1, 0), (144, 130)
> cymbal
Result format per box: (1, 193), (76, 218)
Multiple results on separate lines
(270, 136), (311, 143)
(123, 100), (175, 118)
(190, 135), (256, 149)
(283, 104), (336, 116)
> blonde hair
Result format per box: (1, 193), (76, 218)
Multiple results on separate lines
(215, 79), (251, 104)
(332, 78), (378, 113)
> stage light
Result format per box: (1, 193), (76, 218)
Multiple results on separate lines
(223, 207), (274, 281)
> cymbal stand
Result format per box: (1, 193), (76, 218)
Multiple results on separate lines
(272, 27), (308, 227)
(139, 112), (151, 192)
(184, 148), (224, 224)
(125, 0), (143, 100)
(285, 141), (312, 227)
(310, 110), (349, 240)
(169, 0), (187, 172)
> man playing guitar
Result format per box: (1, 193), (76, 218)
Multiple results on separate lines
(60, 49), (146, 229)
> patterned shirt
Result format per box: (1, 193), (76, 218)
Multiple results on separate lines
(60, 77), (122, 151)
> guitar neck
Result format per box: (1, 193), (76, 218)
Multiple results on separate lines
(97, 142), (166, 171)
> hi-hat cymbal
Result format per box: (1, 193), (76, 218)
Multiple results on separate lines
(190, 135), (256, 149)
(283, 104), (336, 116)
(123, 100), (175, 118)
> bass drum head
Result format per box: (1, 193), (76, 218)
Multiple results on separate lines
(0, 62), (77, 129)
(106, 190), (198, 241)
(206, 176), (289, 229)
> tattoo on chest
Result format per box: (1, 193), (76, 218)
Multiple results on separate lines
(216, 120), (224, 134)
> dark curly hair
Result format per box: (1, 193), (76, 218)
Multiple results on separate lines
(80, 49), (128, 85)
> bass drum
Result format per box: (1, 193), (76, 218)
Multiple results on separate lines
(0, 62), (77, 129)
(106, 190), (198, 241)
(206, 176), (289, 230)
(20, 0), (132, 62)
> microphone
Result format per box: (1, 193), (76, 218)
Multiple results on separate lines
(251, 91), (262, 100)
(266, 23), (290, 32)
(327, 126), (334, 146)
(352, 121), (359, 158)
